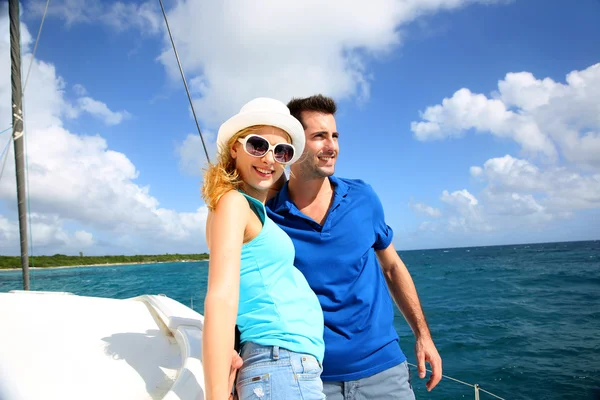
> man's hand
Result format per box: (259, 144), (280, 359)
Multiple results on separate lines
(227, 350), (243, 400)
(415, 336), (442, 391)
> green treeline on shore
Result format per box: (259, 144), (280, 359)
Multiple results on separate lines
(0, 253), (209, 270)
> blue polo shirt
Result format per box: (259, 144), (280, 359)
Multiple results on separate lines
(266, 176), (406, 381)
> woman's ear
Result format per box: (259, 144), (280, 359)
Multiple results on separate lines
(230, 143), (238, 159)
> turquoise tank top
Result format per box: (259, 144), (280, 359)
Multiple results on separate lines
(237, 191), (325, 362)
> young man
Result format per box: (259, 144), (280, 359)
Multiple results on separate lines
(265, 94), (442, 399)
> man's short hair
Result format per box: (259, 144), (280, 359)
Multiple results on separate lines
(287, 94), (337, 128)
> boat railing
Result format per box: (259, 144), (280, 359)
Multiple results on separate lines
(406, 362), (506, 400)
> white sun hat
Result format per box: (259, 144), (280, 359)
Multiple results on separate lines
(216, 97), (306, 165)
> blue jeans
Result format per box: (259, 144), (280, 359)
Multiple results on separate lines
(323, 361), (415, 400)
(235, 342), (325, 399)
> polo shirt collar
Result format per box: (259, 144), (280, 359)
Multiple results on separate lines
(329, 175), (349, 198)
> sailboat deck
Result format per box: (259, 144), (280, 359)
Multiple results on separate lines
(0, 291), (182, 400)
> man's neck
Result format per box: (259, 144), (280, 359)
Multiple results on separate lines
(288, 175), (333, 208)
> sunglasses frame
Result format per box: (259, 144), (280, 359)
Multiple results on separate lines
(237, 134), (295, 164)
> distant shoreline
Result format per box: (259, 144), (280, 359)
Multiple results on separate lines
(0, 253), (210, 271)
(0, 259), (208, 271)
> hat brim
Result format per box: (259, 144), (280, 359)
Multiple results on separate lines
(217, 111), (305, 165)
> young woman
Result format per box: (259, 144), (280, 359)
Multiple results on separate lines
(201, 97), (325, 400)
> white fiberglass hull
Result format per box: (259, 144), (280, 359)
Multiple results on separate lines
(0, 291), (206, 400)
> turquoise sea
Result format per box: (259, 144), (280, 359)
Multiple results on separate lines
(1, 240), (599, 399)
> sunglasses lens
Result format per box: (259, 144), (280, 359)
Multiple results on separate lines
(274, 144), (294, 163)
(245, 136), (269, 157)
(243, 135), (295, 163)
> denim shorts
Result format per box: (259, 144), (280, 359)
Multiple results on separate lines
(235, 342), (326, 399)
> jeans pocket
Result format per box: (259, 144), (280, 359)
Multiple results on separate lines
(296, 358), (325, 400)
(297, 355), (322, 380)
(279, 353), (325, 399)
(236, 373), (271, 400)
(405, 361), (413, 390)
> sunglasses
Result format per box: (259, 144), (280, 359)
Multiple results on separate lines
(237, 134), (295, 164)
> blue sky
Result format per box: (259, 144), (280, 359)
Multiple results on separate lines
(0, 0), (599, 255)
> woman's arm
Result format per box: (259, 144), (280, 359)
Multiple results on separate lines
(203, 191), (248, 399)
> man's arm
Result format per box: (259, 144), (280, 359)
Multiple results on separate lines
(376, 243), (442, 392)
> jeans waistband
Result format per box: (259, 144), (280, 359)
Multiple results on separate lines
(241, 341), (294, 360)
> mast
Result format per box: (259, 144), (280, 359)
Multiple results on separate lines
(9, 0), (30, 290)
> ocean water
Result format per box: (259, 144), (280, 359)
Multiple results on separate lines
(1, 240), (599, 400)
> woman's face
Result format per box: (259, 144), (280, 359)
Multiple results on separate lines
(231, 126), (292, 197)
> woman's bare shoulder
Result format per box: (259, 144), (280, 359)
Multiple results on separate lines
(215, 190), (248, 212)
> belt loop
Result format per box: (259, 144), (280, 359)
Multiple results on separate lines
(272, 345), (279, 360)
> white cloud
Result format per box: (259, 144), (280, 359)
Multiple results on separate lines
(0, 213), (96, 253)
(471, 155), (545, 192)
(411, 63), (600, 168)
(411, 88), (558, 158)
(0, 10), (208, 255)
(152, 0), (507, 127)
(0, 214), (17, 243)
(408, 63), (600, 238)
(412, 186), (549, 234)
(470, 166), (483, 177)
(26, 0), (161, 35)
(439, 189), (494, 232)
(410, 154), (598, 235)
(102, 1), (161, 34)
(481, 192), (554, 225)
(410, 202), (442, 218)
(441, 189), (479, 208)
(72, 84), (87, 96)
(473, 155), (600, 212)
(418, 221), (439, 232)
(73, 230), (94, 247)
(177, 131), (217, 176)
(76, 97), (130, 125)
(496, 72), (560, 111)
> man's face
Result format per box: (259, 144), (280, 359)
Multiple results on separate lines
(292, 111), (339, 179)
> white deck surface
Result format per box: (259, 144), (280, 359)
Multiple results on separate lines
(0, 291), (185, 400)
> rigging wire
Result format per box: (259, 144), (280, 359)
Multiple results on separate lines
(0, 128), (13, 183)
(23, 0), (51, 92)
(18, 0), (51, 277)
(158, 0), (211, 163)
(406, 362), (506, 400)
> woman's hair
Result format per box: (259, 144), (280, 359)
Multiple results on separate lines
(201, 125), (288, 210)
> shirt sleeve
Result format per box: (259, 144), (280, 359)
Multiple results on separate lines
(368, 184), (394, 250)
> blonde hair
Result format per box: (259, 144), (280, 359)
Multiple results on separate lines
(201, 125), (288, 210)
